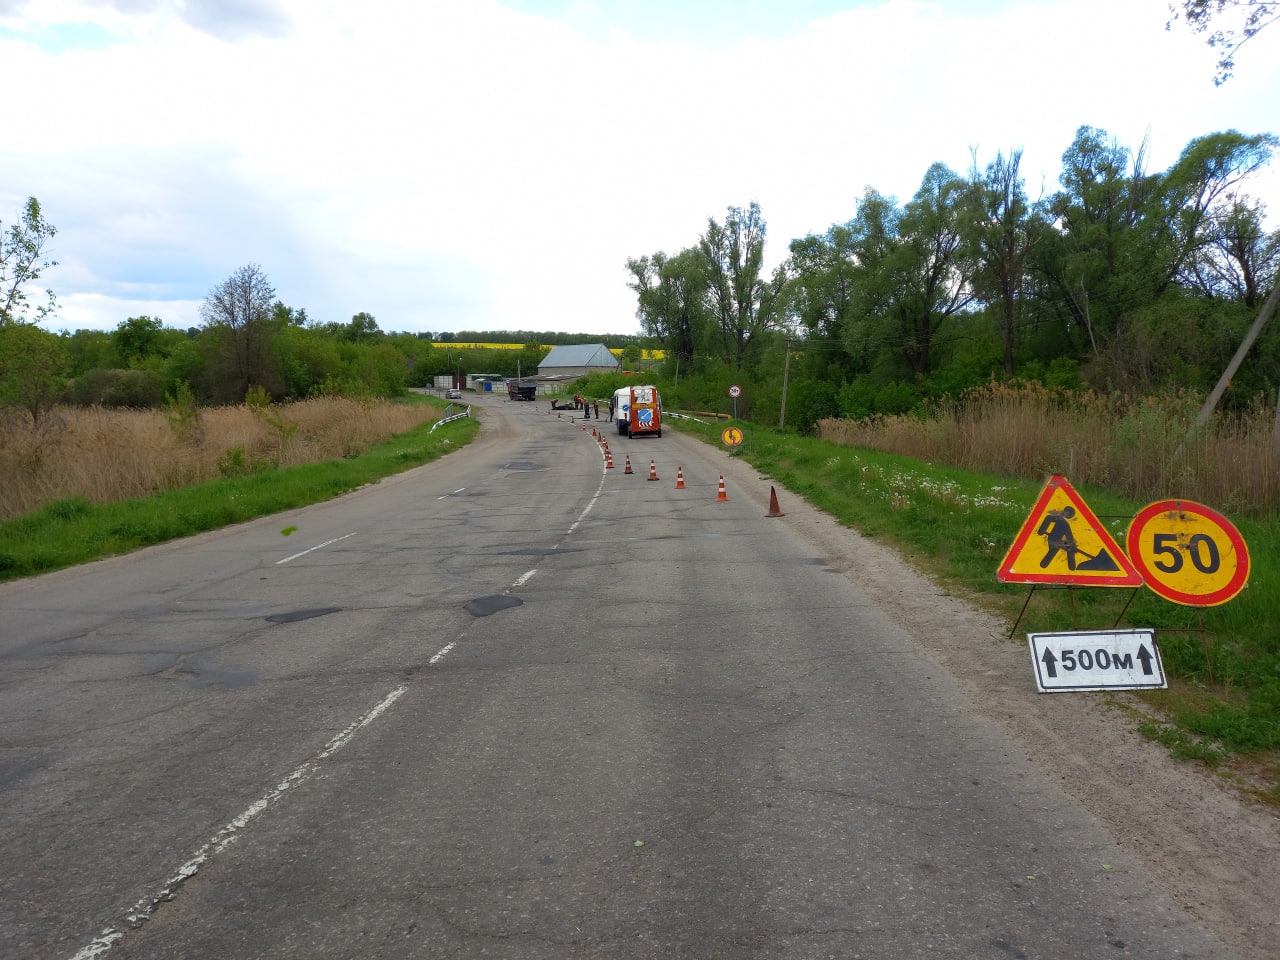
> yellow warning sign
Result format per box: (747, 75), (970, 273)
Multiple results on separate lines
(997, 475), (1143, 587)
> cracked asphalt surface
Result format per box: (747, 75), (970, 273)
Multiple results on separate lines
(0, 395), (1246, 958)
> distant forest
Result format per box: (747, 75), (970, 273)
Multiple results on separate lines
(2, 125), (1277, 436)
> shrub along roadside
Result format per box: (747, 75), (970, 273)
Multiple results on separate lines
(0, 413), (479, 582)
(670, 416), (1279, 803)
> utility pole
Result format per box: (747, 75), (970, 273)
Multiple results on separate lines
(1176, 282), (1279, 461)
(779, 338), (793, 429)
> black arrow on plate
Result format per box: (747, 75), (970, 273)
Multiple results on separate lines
(1137, 645), (1155, 676)
(1040, 648), (1058, 678)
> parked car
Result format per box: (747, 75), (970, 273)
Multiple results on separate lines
(445, 388), (462, 399)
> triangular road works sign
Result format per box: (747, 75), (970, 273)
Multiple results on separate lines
(998, 475), (1143, 587)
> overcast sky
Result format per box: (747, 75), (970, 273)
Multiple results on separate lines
(2, 0), (1276, 337)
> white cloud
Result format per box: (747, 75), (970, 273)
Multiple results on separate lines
(2, 0), (1276, 335)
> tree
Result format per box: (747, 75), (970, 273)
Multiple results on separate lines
(967, 149), (1046, 375)
(1179, 197), (1279, 307)
(114, 316), (165, 367)
(0, 322), (67, 425)
(626, 248), (709, 365)
(787, 223), (860, 343)
(699, 202), (786, 369)
(848, 165), (976, 379)
(840, 188), (904, 374)
(1036, 126), (1153, 356)
(1167, 0), (1279, 83)
(199, 263), (280, 401)
(1, 197), (58, 326)
(1150, 130), (1278, 295)
(324, 311), (382, 344)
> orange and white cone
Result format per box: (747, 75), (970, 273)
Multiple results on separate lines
(647, 458), (659, 481)
(766, 485), (785, 518)
(604, 450), (614, 469)
(716, 475), (729, 502)
(674, 466), (686, 490)
(624, 456), (634, 475)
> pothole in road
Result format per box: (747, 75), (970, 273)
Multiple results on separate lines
(466, 595), (524, 617)
(266, 607), (343, 624)
(490, 547), (578, 557)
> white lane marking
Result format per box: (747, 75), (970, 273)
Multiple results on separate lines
(275, 532), (357, 565)
(565, 463), (608, 537)
(495, 445), (606, 595)
(437, 487), (467, 500)
(69, 931), (121, 960)
(69, 445), (602, 958)
(68, 685), (408, 960)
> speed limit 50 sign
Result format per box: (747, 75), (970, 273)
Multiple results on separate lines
(1126, 499), (1250, 606)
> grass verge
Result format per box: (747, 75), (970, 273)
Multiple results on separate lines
(0, 410), (479, 582)
(672, 415), (1280, 806)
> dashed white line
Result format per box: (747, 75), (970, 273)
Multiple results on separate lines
(565, 465), (608, 536)
(428, 642), (457, 664)
(68, 685), (407, 960)
(275, 532), (357, 565)
(437, 487), (467, 500)
(72, 441), (608, 958)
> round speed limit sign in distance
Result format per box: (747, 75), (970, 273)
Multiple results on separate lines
(1126, 499), (1250, 606)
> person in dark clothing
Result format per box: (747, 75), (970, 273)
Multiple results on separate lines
(593, 400), (599, 419)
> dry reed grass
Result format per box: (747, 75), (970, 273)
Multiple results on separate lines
(0, 398), (440, 521)
(817, 381), (1279, 517)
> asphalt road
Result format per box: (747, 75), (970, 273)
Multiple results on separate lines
(0, 394), (1237, 959)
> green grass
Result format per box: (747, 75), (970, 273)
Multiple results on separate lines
(0, 413), (479, 581)
(672, 415), (1280, 790)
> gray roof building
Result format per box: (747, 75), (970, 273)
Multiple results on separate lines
(537, 344), (620, 379)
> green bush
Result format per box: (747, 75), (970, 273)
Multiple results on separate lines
(838, 379), (877, 419)
(786, 378), (839, 433)
(874, 381), (921, 415)
(70, 368), (164, 408)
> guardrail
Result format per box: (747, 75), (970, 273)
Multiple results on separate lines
(430, 404), (472, 432)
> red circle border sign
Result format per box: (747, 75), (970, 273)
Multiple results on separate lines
(1126, 499), (1250, 606)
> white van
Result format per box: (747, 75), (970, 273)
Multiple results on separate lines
(613, 385), (661, 438)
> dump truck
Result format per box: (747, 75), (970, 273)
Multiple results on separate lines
(507, 378), (537, 401)
(613, 384), (661, 438)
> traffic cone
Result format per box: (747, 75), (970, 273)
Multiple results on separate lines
(647, 459), (659, 481)
(716, 475), (729, 502)
(624, 456), (633, 475)
(605, 451), (614, 469)
(766, 485), (785, 518)
(675, 466), (686, 489)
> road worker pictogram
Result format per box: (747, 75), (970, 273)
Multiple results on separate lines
(998, 475), (1143, 587)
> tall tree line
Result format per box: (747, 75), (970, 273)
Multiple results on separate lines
(626, 125), (1279, 427)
